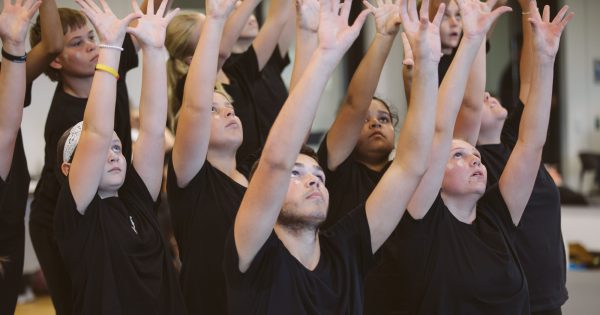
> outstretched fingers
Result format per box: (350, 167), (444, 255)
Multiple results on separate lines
(431, 2), (445, 27)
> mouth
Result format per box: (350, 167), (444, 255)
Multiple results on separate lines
(91, 55), (99, 63)
(108, 167), (121, 173)
(226, 121), (239, 129)
(471, 170), (484, 178)
(370, 131), (385, 139)
(306, 191), (323, 200)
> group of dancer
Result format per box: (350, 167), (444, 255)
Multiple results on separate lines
(0, 0), (573, 314)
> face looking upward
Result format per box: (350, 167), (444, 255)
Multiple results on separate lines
(480, 92), (508, 132)
(441, 139), (487, 197)
(51, 25), (99, 79)
(354, 99), (395, 161)
(279, 154), (330, 231)
(439, 0), (462, 54)
(209, 92), (243, 150)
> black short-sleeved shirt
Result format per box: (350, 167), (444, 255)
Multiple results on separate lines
(223, 46), (289, 162)
(365, 186), (529, 315)
(477, 102), (568, 311)
(54, 166), (186, 315)
(30, 34), (138, 229)
(167, 160), (247, 315)
(317, 137), (390, 229)
(224, 206), (374, 315)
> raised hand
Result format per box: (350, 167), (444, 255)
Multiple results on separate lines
(398, 0), (444, 62)
(75, 0), (141, 46)
(206, 0), (237, 20)
(127, 0), (179, 49)
(456, 0), (511, 39)
(0, 0), (42, 48)
(297, 0), (320, 32)
(527, 1), (573, 61)
(364, 0), (401, 37)
(318, 0), (371, 53)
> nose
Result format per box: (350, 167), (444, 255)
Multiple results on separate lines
(108, 151), (120, 163)
(223, 107), (235, 118)
(87, 40), (97, 52)
(470, 155), (481, 167)
(368, 117), (381, 129)
(306, 175), (321, 188)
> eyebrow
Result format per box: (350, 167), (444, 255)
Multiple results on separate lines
(293, 162), (323, 172)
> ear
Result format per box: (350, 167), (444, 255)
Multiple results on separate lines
(183, 55), (193, 65)
(50, 56), (63, 71)
(61, 162), (71, 176)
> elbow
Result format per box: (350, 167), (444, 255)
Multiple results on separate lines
(44, 40), (64, 55)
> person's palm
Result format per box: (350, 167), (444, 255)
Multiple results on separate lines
(529, 3), (573, 61)
(206, 0), (237, 19)
(368, 0), (401, 36)
(0, 0), (41, 45)
(297, 0), (320, 32)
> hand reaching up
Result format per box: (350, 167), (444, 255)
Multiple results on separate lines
(127, 0), (179, 50)
(0, 0), (42, 50)
(398, 0), (444, 63)
(527, 1), (573, 62)
(297, 0), (320, 33)
(457, 0), (512, 40)
(318, 0), (372, 55)
(75, 0), (142, 46)
(206, 0), (237, 20)
(364, 0), (401, 37)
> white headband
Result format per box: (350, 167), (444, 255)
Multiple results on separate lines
(63, 121), (83, 163)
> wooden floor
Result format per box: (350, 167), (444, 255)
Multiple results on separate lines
(14, 296), (54, 315)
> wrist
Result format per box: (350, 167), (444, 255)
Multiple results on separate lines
(141, 46), (164, 58)
(1, 40), (26, 56)
(375, 32), (397, 40)
(205, 15), (228, 24)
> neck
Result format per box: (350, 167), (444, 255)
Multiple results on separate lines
(440, 192), (479, 224)
(207, 146), (248, 186)
(274, 223), (320, 270)
(476, 123), (504, 145)
(232, 38), (253, 54)
(442, 46), (454, 55)
(98, 189), (118, 199)
(354, 151), (389, 172)
(61, 75), (93, 98)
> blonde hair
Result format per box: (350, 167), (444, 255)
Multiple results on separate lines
(165, 11), (204, 131)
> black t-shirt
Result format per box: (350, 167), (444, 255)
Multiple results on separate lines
(30, 34), (138, 229)
(317, 137), (390, 229)
(223, 46), (289, 162)
(166, 160), (247, 315)
(54, 166), (186, 315)
(224, 206), (374, 315)
(365, 186), (529, 315)
(477, 101), (568, 311)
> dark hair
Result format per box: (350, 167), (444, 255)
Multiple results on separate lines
(30, 8), (88, 82)
(372, 96), (399, 127)
(249, 145), (319, 180)
(56, 126), (76, 166)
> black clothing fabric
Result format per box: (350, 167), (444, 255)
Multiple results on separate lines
(30, 33), (137, 229)
(29, 34), (138, 315)
(224, 206), (374, 315)
(0, 133), (30, 315)
(167, 160), (247, 314)
(365, 186), (529, 315)
(438, 50), (456, 84)
(317, 136), (390, 229)
(223, 46), (289, 162)
(477, 101), (568, 312)
(532, 308), (562, 315)
(29, 219), (73, 315)
(54, 166), (186, 315)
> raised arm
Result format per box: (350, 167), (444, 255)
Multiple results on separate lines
(0, 0), (41, 180)
(234, 0), (370, 272)
(405, 0), (510, 219)
(518, 0), (533, 103)
(25, 0), (63, 82)
(249, 0), (293, 70)
(499, 2), (572, 225)
(218, 0), (262, 68)
(127, 0), (179, 200)
(68, 0), (140, 212)
(324, 0), (401, 170)
(172, 0), (236, 187)
(289, 0), (319, 90)
(365, 0), (442, 252)
(130, 0), (174, 50)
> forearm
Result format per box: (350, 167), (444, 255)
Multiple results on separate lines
(218, 0), (261, 66)
(38, 0), (63, 53)
(139, 48), (168, 138)
(0, 43), (27, 151)
(289, 28), (317, 91)
(344, 34), (395, 111)
(519, 5), (534, 102)
(518, 58), (554, 150)
(252, 0), (293, 69)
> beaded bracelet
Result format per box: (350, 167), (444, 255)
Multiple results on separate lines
(1, 49), (27, 63)
(98, 44), (124, 52)
(95, 64), (120, 80)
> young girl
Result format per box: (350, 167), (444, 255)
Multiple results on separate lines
(366, 0), (570, 313)
(53, 1), (185, 313)
(316, 0), (401, 228)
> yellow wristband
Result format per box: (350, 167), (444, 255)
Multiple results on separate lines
(95, 64), (120, 80)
